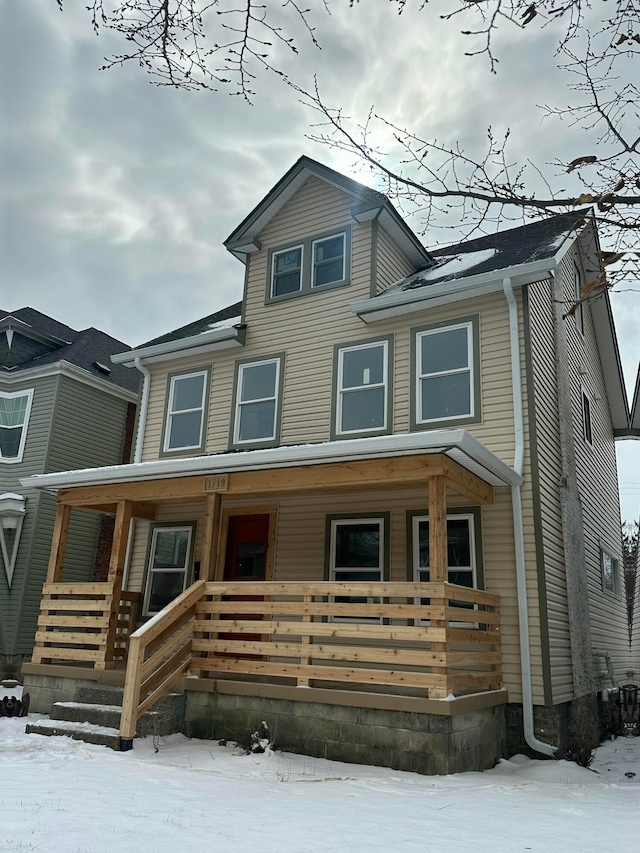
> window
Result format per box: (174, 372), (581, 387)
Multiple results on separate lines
(412, 514), (477, 590)
(328, 517), (387, 621)
(335, 340), (390, 436)
(601, 549), (619, 595)
(0, 390), (34, 463)
(414, 320), (478, 427)
(574, 265), (584, 335)
(232, 356), (283, 446)
(267, 228), (351, 302)
(582, 390), (593, 446)
(271, 245), (303, 297)
(313, 233), (346, 288)
(143, 525), (194, 615)
(163, 370), (208, 453)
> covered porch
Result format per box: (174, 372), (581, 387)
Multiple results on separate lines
(24, 431), (519, 746)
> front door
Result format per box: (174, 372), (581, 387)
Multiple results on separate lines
(223, 514), (270, 582)
(221, 514), (270, 651)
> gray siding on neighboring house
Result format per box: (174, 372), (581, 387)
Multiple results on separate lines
(0, 375), (58, 660)
(1, 373), (134, 664)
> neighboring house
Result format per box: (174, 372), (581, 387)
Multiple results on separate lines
(0, 308), (140, 678)
(21, 159), (637, 774)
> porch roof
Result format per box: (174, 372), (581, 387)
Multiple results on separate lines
(21, 429), (521, 494)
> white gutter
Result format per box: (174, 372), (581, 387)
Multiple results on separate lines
(21, 429), (522, 492)
(111, 325), (245, 367)
(353, 257), (558, 323)
(503, 276), (555, 757)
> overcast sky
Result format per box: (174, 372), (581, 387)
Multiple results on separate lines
(3, 2), (639, 520)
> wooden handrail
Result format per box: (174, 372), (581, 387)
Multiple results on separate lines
(119, 581), (206, 743)
(117, 578), (501, 747)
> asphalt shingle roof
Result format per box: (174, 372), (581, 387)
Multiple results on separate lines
(0, 307), (140, 394)
(139, 301), (243, 348)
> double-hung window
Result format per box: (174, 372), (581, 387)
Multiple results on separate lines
(271, 245), (304, 297)
(582, 390), (593, 446)
(0, 389), (34, 463)
(312, 233), (346, 288)
(574, 264), (584, 335)
(232, 356), (283, 446)
(144, 525), (194, 615)
(328, 517), (386, 621)
(335, 339), (390, 437)
(267, 228), (350, 302)
(414, 319), (477, 426)
(163, 370), (208, 453)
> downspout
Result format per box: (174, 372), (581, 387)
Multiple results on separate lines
(503, 276), (556, 756)
(122, 356), (151, 591)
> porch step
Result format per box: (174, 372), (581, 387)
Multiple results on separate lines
(50, 698), (184, 738)
(25, 719), (121, 750)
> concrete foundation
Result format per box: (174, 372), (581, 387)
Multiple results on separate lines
(506, 694), (600, 757)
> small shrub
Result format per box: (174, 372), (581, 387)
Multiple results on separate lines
(554, 737), (595, 768)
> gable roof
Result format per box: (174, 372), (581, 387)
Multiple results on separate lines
(0, 307), (140, 395)
(224, 156), (434, 269)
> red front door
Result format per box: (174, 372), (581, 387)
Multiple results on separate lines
(221, 515), (270, 652)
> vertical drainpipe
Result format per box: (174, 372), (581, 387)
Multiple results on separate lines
(503, 276), (556, 757)
(122, 356), (151, 591)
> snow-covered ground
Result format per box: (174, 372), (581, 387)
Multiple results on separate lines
(0, 712), (639, 852)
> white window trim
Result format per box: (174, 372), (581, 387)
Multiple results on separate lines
(329, 517), (384, 623)
(601, 548), (618, 596)
(0, 388), (34, 464)
(581, 387), (594, 448)
(271, 244), (304, 298)
(412, 512), (477, 626)
(143, 525), (193, 616)
(574, 264), (584, 336)
(163, 371), (208, 453)
(416, 322), (474, 425)
(336, 340), (388, 437)
(312, 232), (346, 288)
(233, 357), (281, 446)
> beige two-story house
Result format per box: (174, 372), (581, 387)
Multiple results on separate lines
(21, 158), (634, 774)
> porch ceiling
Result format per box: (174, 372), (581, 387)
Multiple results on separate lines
(49, 453), (495, 511)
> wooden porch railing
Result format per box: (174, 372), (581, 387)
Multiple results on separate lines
(32, 583), (140, 669)
(118, 580), (501, 743)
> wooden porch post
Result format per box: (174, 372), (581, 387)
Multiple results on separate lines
(100, 500), (133, 670)
(199, 492), (222, 581)
(428, 475), (448, 698)
(428, 475), (447, 583)
(45, 503), (71, 584)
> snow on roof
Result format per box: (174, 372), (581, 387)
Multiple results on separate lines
(385, 249), (498, 294)
(205, 315), (242, 332)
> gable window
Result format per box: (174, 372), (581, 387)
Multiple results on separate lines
(0, 389), (34, 463)
(232, 356), (283, 446)
(272, 245), (303, 297)
(582, 390), (593, 446)
(413, 318), (479, 428)
(327, 516), (388, 622)
(313, 233), (346, 288)
(267, 227), (351, 303)
(601, 549), (619, 595)
(143, 524), (195, 615)
(163, 370), (209, 454)
(335, 339), (390, 437)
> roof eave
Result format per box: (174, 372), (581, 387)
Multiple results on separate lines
(20, 429), (522, 493)
(111, 325), (247, 367)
